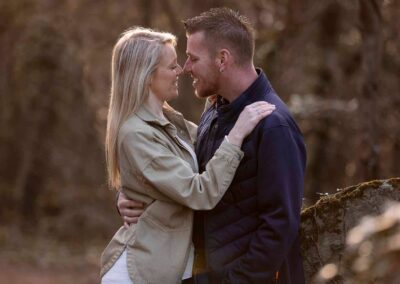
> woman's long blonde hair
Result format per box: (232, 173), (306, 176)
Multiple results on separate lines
(105, 27), (176, 189)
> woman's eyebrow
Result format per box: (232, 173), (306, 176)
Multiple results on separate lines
(168, 56), (177, 65)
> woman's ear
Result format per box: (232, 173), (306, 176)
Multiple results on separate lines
(148, 74), (153, 88)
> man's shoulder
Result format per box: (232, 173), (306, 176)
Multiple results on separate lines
(260, 109), (291, 130)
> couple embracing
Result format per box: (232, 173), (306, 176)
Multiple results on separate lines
(101, 7), (306, 284)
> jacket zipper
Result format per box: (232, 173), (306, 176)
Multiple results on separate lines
(275, 270), (279, 283)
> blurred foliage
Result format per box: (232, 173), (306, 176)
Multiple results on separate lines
(0, 0), (399, 272)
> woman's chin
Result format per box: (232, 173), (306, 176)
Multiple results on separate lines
(172, 91), (179, 99)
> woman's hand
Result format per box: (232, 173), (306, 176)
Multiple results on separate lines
(227, 101), (275, 146)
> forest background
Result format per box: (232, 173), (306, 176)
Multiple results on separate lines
(0, 0), (399, 283)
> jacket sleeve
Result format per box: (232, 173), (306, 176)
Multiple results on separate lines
(120, 130), (244, 210)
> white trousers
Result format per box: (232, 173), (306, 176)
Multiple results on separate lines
(101, 250), (133, 284)
(101, 245), (194, 283)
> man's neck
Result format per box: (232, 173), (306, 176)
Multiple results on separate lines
(219, 65), (258, 103)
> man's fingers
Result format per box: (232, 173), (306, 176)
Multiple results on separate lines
(118, 199), (144, 209)
(124, 216), (139, 224)
(120, 208), (144, 218)
(121, 199), (144, 207)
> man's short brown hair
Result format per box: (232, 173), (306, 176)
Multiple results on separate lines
(183, 7), (255, 66)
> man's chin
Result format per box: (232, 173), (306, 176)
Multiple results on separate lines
(194, 89), (214, 99)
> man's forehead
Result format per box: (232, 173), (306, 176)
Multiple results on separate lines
(186, 31), (207, 54)
(187, 31), (206, 43)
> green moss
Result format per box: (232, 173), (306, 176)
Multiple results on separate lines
(301, 178), (400, 219)
(301, 178), (400, 252)
(388, 177), (400, 188)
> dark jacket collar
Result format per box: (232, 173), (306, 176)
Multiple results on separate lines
(216, 68), (274, 122)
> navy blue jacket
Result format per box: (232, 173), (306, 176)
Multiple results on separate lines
(190, 70), (306, 284)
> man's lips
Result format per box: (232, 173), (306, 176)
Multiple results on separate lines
(192, 77), (199, 87)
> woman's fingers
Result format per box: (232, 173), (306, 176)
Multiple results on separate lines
(247, 101), (273, 108)
(247, 102), (275, 121)
(227, 101), (275, 146)
(246, 101), (274, 109)
(245, 103), (275, 119)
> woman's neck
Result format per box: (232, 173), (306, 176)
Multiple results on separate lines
(145, 92), (165, 119)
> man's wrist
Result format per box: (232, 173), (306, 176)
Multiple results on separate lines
(115, 189), (121, 215)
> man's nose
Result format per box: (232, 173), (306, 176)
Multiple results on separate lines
(183, 59), (191, 74)
(176, 64), (183, 75)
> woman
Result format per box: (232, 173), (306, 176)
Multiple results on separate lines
(101, 27), (275, 284)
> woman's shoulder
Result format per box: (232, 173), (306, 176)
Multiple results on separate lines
(119, 115), (155, 143)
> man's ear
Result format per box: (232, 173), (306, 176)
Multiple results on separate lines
(215, 49), (231, 73)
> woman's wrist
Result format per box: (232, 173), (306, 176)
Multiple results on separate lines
(227, 130), (243, 146)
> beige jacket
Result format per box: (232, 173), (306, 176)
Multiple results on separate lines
(100, 104), (243, 284)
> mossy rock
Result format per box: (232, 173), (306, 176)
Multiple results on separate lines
(300, 178), (400, 283)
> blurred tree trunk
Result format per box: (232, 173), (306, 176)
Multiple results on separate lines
(358, 0), (383, 179)
(306, 3), (342, 201)
(286, 0), (304, 34)
(390, 0), (400, 175)
(307, 119), (331, 202)
(274, 0), (304, 94)
(13, 19), (61, 225)
(140, 0), (153, 26)
(7, 13), (100, 229)
(0, 1), (33, 186)
(14, 93), (51, 225)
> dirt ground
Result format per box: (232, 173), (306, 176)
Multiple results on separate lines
(0, 223), (111, 284)
(0, 261), (99, 284)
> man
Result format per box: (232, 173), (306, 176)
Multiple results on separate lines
(118, 7), (306, 283)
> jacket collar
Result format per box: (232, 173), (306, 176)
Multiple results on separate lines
(216, 68), (274, 121)
(135, 103), (194, 144)
(135, 103), (183, 127)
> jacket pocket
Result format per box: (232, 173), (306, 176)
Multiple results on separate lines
(143, 200), (192, 232)
(129, 214), (192, 284)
